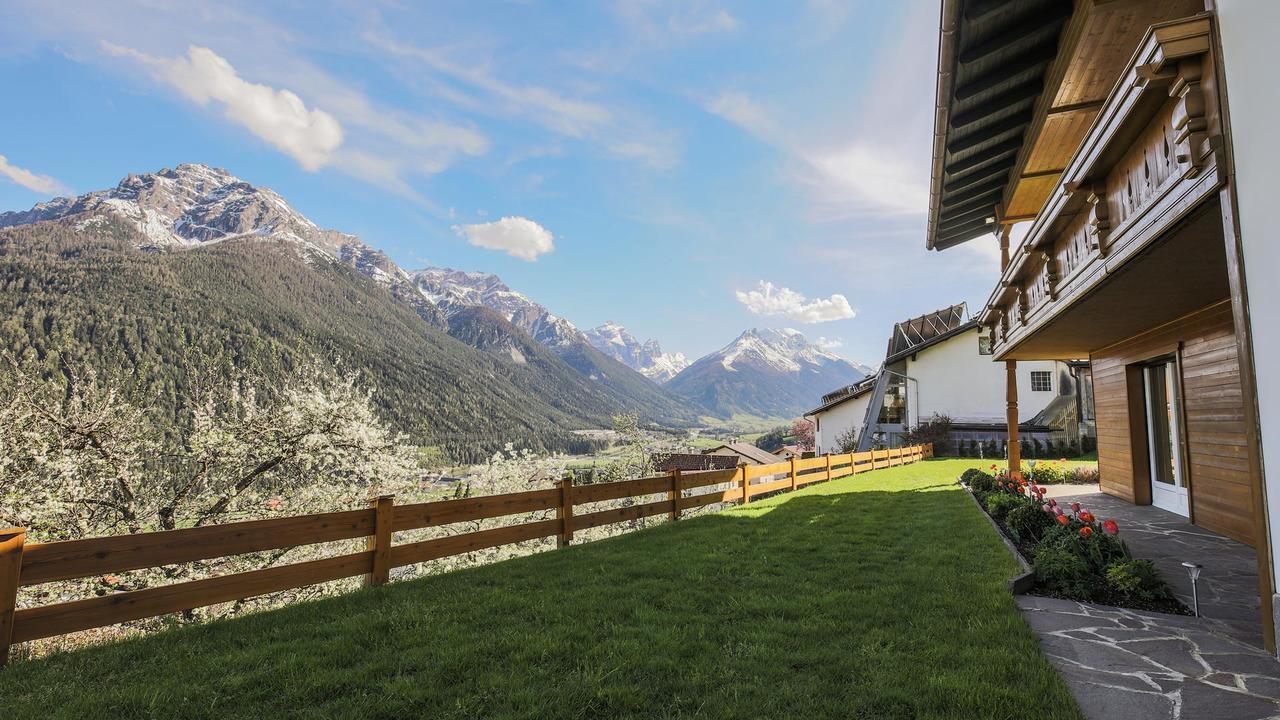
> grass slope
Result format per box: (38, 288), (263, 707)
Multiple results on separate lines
(0, 460), (1082, 719)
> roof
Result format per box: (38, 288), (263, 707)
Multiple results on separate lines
(807, 374), (878, 416)
(653, 453), (739, 473)
(704, 443), (782, 466)
(885, 303), (974, 361)
(927, 0), (1072, 250)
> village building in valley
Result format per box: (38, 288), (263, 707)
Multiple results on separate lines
(807, 303), (1093, 454)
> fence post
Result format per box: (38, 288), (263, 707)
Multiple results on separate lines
(825, 453), (832, 482)
(668, 469), (681, 522)
(1, 528), (26, 667)
(739, 463), (751, 505)
(789, 456), (798, 492)
(557, 477), (574, 548)
(365, 496), (394, 587)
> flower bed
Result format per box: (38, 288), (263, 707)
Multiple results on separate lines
(1022, 459), (1099, 485)
(962, 466), (1187, 615)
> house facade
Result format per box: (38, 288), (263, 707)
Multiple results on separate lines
(926, 0), (1280, 651)
(807, 303), (1087, 454)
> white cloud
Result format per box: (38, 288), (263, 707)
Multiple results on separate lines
(668, 7), (737, 34)
(814, 336), (843, 350)
(800, 142), (929, 217)
(704, 91), (777, 138)
(105, 44), (343, 172)
(0, 155), (70, 195)
(735, 281), (855, 324)
(452, 216), (555, 261)
(368, 33), (612, 139)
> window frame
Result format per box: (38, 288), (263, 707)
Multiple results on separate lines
(1029, 370), (1053, 392)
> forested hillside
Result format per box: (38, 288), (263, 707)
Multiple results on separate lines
(0, 218), (620, 461)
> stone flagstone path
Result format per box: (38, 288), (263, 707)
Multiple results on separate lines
(1019, 596), (1280, 719)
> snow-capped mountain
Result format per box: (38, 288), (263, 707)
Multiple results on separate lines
(0, 163), (699, 424)
(666, 328), (870, 419)
(585, 321), (689, 384)
(411, 267), (584, 348)
(0, 163), (424, 303)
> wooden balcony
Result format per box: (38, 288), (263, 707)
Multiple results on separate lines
(979, 15), (1227, 360)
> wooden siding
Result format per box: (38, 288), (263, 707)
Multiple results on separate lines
(1091, 300), (1253, 545)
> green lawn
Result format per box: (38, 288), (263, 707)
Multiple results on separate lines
(0, 459), (1082, 719)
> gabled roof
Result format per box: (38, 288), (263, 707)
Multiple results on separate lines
(653, 453), (739, 473)
(886, 303), (971, 359)
(704, 443), (781, 466)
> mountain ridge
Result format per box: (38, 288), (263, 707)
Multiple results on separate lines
(665, 327), (870, 419)
(584, 321), (689, 383)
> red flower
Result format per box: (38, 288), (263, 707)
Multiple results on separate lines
(1102, 519), (1119, 535)
(1047, 498), (1057, 507)
(1070, 502), (1081, 513)
(1056, 515), (1070, 525)
(1079, 526), (1094, 537)
(1079, 511), (1096, 524)
(990, 464), (997, 470)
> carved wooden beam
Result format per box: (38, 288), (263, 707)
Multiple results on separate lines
(1042, 251), (1059, 301)
(1170, 57), (1209, 178)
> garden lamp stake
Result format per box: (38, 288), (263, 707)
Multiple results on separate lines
(1182, 562), (1203, 617)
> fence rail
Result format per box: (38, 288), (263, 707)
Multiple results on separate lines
(0, 443), (932, 664)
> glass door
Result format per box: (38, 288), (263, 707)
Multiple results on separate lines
(1143, 358), (1188, 516)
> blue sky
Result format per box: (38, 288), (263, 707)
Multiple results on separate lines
(0, 0), (999, 365)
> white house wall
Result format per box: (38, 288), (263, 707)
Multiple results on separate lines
(902, 329), (1061, 426)
(1217, 0), (1280, 623)
(813, 393), (870, 455)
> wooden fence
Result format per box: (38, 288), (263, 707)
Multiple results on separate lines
(0, 443), (931, 665)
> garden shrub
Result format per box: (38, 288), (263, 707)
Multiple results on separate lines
(1034, 546), (1101, 598)
(1069, 466), (1100, 484)
(904, 414), (952, 456)
(1006, 502), (1055, 545)
(960, 468), (997, 493)
(984, 492), (1026, 521)
(1105, 559), (1175, 604)
(1028, 461), (1068, 484)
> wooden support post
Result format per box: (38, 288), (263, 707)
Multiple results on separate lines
(825, 453), (832, 482)
(1, 528), (26, 666)
(739, 464), (751, 505)
(557, 477), (574, 548)
(1006, 360), (1022, 479)
(668, 469), (681, 522)
(365, 496), (393, 587)
(789, 456), (798, 492)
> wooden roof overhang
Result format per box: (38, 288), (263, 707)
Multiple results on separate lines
(927, 0), (1205, 251)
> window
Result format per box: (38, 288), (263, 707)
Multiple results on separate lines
(1030, 371), (1052, 392)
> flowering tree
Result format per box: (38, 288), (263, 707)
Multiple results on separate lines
(1, 355), (417, 542)
(790, 418), (814, 452)
(1, 354), (422, 649)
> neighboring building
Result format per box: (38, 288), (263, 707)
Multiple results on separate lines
(925, 1), (1280, 650)
(776, 445), (805, 460)
(652, 453), (739, 474)
(703, 442), (782, 466)
(807, 304), (1090, 453)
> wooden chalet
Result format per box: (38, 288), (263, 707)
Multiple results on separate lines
(928, 0), (1280, 651)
